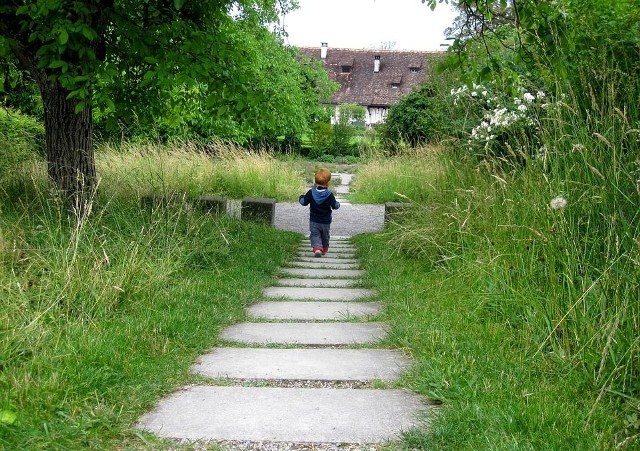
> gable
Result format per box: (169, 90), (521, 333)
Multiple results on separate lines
(297, 46), (440, 107)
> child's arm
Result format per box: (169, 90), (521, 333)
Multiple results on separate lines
(299, 191), (310, 206)
(331, 193), (340, 209)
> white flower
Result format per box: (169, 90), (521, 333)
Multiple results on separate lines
(514, 98), (522, 105)
(550, 196), (568, 210)
(471, 91), (478, 97)
(523, 92), (535, 102)
(537, 91), (546, 99)
(482, 91), (488, 97)
(518, 104), (528, 112)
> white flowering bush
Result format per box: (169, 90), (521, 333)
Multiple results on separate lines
(451, 82), (550, 161)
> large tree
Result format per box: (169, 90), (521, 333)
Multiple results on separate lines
(0, 0), (314, 211)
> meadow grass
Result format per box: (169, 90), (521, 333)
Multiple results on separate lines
(353, 81), (639, 448)
(97, 140), (306, 201)
(349, 146), (444, 204)
(0, 148), (302, 449)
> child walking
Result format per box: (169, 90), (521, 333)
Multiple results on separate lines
(299, 168), (340, 257)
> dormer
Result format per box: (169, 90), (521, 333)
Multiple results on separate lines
(408, 59), (424, 73)
(390, 75), (402, 89)
(340, 57), (354, 74)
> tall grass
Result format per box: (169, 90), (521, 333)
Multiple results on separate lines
(349, 146), (444, 203)
(0, 143), (302, 448)
(355, 75), (639, 447)
(97, 140), (306, 201)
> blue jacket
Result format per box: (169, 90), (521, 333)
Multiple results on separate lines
(299, 185), (340, 224)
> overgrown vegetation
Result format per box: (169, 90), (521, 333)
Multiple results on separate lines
(353, 0), (640, 447)
(0, 147), (301, 449)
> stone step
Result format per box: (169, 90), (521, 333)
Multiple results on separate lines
(286, 261), (360, 270)
(296, 252), (356, 260)
(137, 386), (428, 444)
(220, 322), (388, 345)
(263, 286), (375, 301)
(294, 257), (359, 264)
(248, 301), (382, 320)
(274, 278), (359, 288)
(279, 268), (364, 278)
(335, 185), (350, 194)
(193, 348), (409, 381)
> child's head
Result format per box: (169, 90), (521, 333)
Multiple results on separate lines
(314, 168), (331, 186)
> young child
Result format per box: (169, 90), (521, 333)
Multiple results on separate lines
(299, 168), (340, 257)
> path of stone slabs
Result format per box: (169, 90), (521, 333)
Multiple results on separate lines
(138, 238), (431, 449)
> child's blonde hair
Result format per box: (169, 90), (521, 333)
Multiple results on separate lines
(314, 168), (331, 186)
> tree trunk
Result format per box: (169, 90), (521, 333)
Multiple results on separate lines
(40, 80), (96, 215)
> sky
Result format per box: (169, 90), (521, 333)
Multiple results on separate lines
(281, 0), (458, 51)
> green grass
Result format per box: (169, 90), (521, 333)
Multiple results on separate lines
(355, 232), (620, 450)
(0, 153), (301, 449)
(97, 140), (306, 201)
(349, 146), (444, 204)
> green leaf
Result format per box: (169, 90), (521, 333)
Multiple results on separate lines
(74, 101), (86, 113)
(174, 0), (186, 10)
(48, 60), (67, 69)
(58, 29), (69, 45)
(0, 410), (17, 425)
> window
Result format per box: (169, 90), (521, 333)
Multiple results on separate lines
(391, 82), (400, 89)
(341, 65), (352, 73)
(410, 67), (420, 73)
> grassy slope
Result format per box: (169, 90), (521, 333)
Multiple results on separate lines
(355, 233), (616, 450)
(0, 148), (303, 449)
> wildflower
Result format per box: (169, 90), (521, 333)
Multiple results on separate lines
(482, 91), (488, 97)
(518, 104), (528, 112)
(471, 91), (478, 97)
(514, 98), (522, 105)
(537, 91), (546, 99)
(550, 196), (568, 210)
(523, 92), (535, 102)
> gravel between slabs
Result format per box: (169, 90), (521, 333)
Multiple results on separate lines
(274, 203), (385, 237)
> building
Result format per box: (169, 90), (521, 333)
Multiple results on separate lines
(297, 43), (440, 126)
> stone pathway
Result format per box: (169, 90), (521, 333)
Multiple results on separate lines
(137, 174), (432, 449)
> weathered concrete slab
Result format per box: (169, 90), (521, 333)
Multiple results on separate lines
(287, 261), (360, 270)
(241, 198), (275, 224)
(274, 278), (359, 288)
(220, 322), (388, 345)
(335, 185), (350, 194)
(279, 267), (364, 278)
(193, 348), (409, 381)
(296, 252), (356, 260)
(248, 301), (382, 320)
(137, 386), (428, 443)
(263, 287), (375, 301)
(294, 257), (359, 264)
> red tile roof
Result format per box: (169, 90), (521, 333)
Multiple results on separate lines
(297, 46), (441, 107)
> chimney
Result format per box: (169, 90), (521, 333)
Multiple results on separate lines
(321, 42), (328, 59)
(374, 55), (380, 73)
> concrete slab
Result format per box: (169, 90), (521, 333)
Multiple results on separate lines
(193, 348), (409, 381)
(279, 268), (364, 278)
(274, 278), (359, 288)
(248, 301), (382, 320)
(220, 322), (388, 345)
(296, 252), (356, 260)
(263, 287), (376, 301)
(275, 203), (384, 237)
(336, 185), (350, 194)
(294, 257), (359, 264)
(287, 261), (360, 270)
(137, 386), (428, 443)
